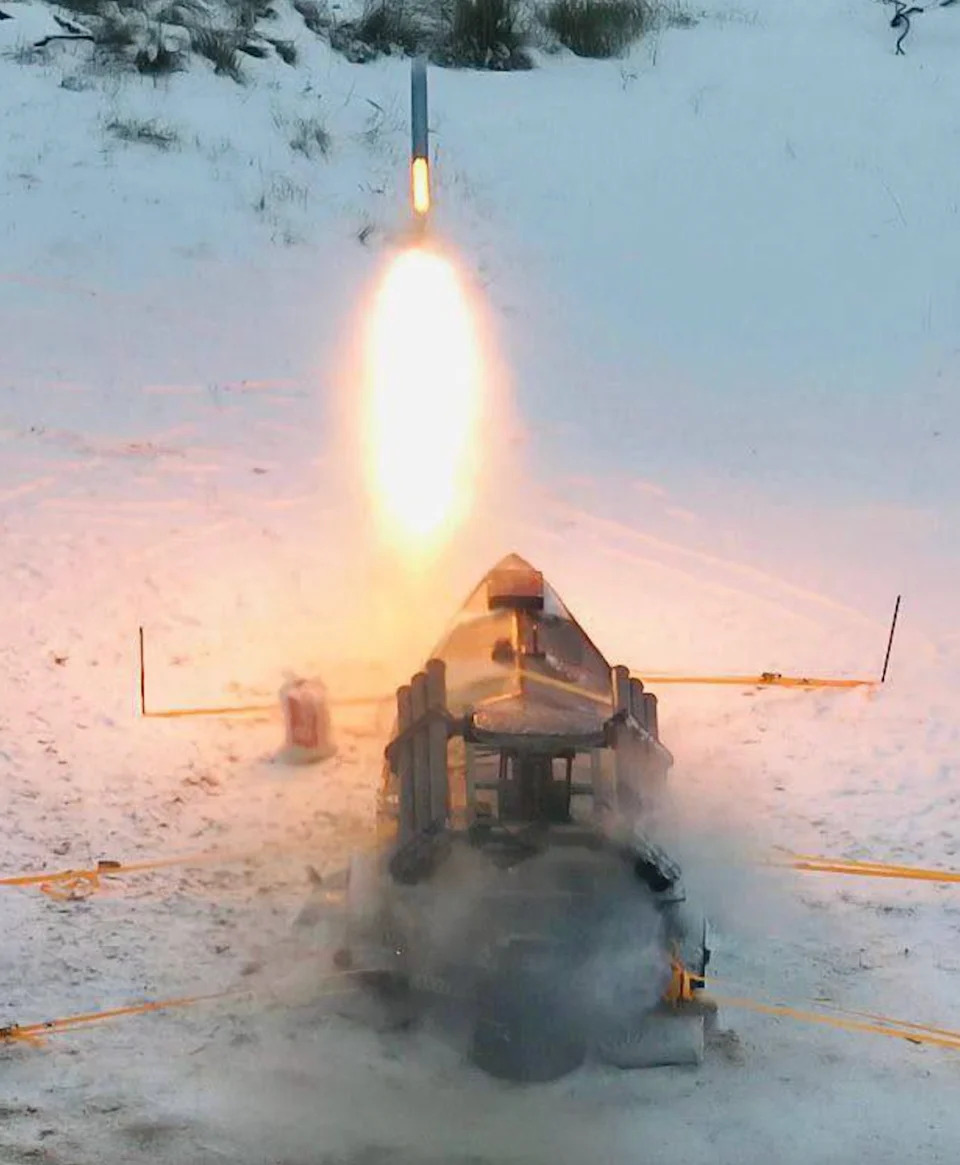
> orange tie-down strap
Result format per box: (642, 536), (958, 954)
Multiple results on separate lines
(709, 994), (960, 1051)
(0, 990), (246, 1047)
(777, 851), (960, 885)
(0, 972), (363, 1048)
(6, 840), (955, 910)
(5, 971), (958, 1060)
(691, 975), (960, 1052)
(637, 672), (875, 689)
(0, 842), (323, 901)
(143, 694), (394, 720)
(520, 669), (874, 705)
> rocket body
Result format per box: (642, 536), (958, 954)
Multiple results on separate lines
(410, 57), (431, 218)
(411, 57), (429, 161)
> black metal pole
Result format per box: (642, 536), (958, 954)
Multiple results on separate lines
(880, 595), (901, 683)
(139, 626), (146, 715)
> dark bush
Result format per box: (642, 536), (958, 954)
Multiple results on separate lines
(269, 36), (298, 63)
(56, 0), (105, 16)
(94, 15), (139, 49)
(154, 0), (209, 24)
(540, 0), (648, 57)
(293, 0), (330, 35)
(191, 26), (244, 79)
(290, 116), (331, 158)
(106, 117), (180, 148)
(327, 0), (423, 60)
(134, 39), (187, 74)
(437, 0), (531, 69)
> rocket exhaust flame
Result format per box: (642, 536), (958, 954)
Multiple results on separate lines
(362, 244), (482, 553)
(358, 59), (496, 558)
(412, 157), (431, 217)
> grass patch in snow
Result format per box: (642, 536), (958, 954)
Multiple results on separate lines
(93, 12), (140, 50)
(190, 25), (245, 80)
(12, 0), (285, 82)
(253, 172), (309, 212)
(328, 0), (423, 61)
(539, 0), (650, 57)
(318, 0), (532, 69)
(266, 35), (298, 62)
(155, 0), (214, 22)
(106, 116), (180, 149)
(134, 37), (189, 75)
(60, 71), (94, 89)
(353, 0), (421, 53)
(228, 0), (279, 30)
(4, 40), (49, 64)
(289, 115), (331, 158)
(662, 2), (697, 28)
(436, 0), (532, 69)
(57, 0), (110, 14)
(292, 0), (330, 35)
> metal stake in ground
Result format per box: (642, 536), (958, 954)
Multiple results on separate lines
(881, 594), (902, 683)
(139, 625), (146, 715)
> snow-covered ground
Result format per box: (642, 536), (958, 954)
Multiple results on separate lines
(2, 0), (960, 1160)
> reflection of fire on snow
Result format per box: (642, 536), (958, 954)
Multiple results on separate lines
(362, 243), (483, 553)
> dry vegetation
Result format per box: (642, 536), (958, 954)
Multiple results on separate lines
(8, 0), (692, 81)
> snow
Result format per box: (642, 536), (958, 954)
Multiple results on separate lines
(1, 0), (960, 1159)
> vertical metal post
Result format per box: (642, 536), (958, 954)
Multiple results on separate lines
(464, 712), (476, 810)
(426, 658), (448, 826)
(590, 749), (604, 816)
(629, 677), (645, 730)
(497, 750), (510, 819)
(643, 692), (659, 742)
(138, 626), (146, 716)
(512, 609), (523, 699)
(397, 685), (415, 844)
(881, 594), (902, 683)
(411, 671), (431, 830)
(612, 665), (631, 717)
(612, 665), (631, 815)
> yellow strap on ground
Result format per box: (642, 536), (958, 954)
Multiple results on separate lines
(144, 703), (276, 719)
(0, 989), (245, 1047)
(0, 844), (296, 900)
(779, 851), (960, 885)
(143, 694), (393, 720)
(6, 965), (957, 1059)
(692, 972), (960, 1051)
(489, 668), (874, 709)
(144, 672), (871, 718)
(711, 994), (960, 1051)
(489, 668), (873, 713)
(810, 1002), (960, 1043)
(40, 871), (105, 902)
(636, 673), (875, 689)
(0, 972), (366, 1049)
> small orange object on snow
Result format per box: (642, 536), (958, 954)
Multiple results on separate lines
(280, 678), (335, 763)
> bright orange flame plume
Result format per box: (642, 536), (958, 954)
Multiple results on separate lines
(411, 158), (430, 216)
(363, 244), (482, 554)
